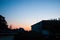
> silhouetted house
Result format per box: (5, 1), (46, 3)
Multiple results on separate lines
(42, 20), (60, 33)
(31, 21), (42, 32)
(31, 20), (60, 35)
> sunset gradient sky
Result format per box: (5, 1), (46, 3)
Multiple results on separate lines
(0, 0), (60, 31)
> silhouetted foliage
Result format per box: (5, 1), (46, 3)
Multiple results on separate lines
(0, 15), (8, 33)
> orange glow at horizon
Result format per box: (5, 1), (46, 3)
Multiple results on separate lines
(8, 24), (32, 31)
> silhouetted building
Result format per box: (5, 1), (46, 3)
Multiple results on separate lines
(31, 20), (60, 36)
(31, 21), (42, 32)
(41, 20), (60, 33)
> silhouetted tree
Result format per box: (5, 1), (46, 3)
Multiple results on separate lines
(0, 15), (8, 33)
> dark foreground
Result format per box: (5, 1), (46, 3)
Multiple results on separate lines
(0, 31), (60, 40)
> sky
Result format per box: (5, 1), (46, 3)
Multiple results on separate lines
(0, 0), (60, 31)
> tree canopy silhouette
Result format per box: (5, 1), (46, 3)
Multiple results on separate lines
(0, 15), (8, 32)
